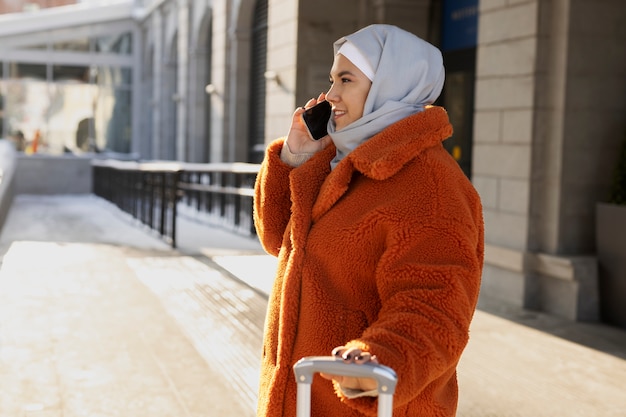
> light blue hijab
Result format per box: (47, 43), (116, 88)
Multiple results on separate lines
(327, 24), (445, 169)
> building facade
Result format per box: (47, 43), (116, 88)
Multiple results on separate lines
(0, 0), (625, 323)
(0, 0), (76, 14)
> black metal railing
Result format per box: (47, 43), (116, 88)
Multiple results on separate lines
(177, 163), (260, 237)
(92, 159), (261, 248)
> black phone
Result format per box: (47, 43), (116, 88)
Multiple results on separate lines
(302, 100), (332, 140)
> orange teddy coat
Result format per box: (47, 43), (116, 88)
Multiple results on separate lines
(253, 106), (484, 417)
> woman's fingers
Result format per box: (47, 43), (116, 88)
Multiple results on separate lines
(342, 348), (362, 361)
(331, 346), (378, 363)
(303, 93), (327, 110)
(332, 346), (346, 357)
(354, 352), (378, 364)
(324, 346), (379, 392)
(304, 98), (317, 109)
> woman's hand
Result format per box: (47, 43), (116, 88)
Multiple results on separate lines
(319, 346), (379, 392)
(284, 92), (332, 155)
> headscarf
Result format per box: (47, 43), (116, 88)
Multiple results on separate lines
(327, 24), (445, 168)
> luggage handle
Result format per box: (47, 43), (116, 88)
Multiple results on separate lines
(293, 356), (398, 417)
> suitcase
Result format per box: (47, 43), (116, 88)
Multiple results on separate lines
(293, 356), (398, 417)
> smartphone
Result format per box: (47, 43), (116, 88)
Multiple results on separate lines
(302, 100), (332, 140)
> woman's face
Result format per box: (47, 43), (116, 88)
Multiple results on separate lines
(326, 54), (372, 131)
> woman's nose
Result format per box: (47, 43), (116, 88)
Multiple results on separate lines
(325, 85), (338, 103)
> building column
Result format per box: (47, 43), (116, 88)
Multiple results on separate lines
(227, 24), (252, 162)
(209, 0), (228, 163)
(473, 0), (600, 321)
(187, 45), (210, 163)
(131, 25), (143, 157)
(176, 0), (189, 161)
(186, 2), (208, 163)
(151, 8), (164, 160)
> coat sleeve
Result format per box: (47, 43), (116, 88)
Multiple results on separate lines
(253, 138), (294, 256)
(342, 184), (484, 414)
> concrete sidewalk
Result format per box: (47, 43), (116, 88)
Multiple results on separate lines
(0, 194), (625, 416)
(0, 195), (266, 417)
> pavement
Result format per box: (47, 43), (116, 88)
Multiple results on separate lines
(0, 194), (625, 417)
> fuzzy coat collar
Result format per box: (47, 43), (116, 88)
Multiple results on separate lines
(301, 106), (452, 222)
(343, 105), (452, 179)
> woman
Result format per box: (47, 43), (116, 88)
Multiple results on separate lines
(254, 24), (484, 417)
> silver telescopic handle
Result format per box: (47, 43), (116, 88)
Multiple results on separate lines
(293, 356), (398, 417)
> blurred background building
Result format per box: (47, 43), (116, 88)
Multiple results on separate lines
(0, 0), (625, 326)
(0, 0), (75, 13)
